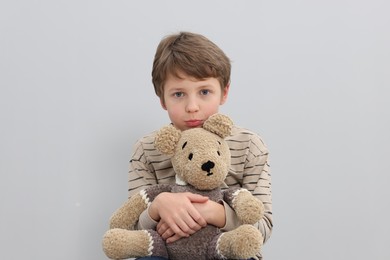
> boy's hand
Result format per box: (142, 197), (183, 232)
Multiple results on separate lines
(157, 219), (190, 243)
(149, 192), (208, 243)
(192, 199), (226, 228)
(157, 199), (226, 243)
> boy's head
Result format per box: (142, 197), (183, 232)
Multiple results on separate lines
(152, 32), (231, 101)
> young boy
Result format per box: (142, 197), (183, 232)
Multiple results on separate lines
(128, 32), (272, 260)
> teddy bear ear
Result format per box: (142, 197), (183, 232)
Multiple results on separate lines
(203, 114), (233, 138)
(154, 124), (181, 155)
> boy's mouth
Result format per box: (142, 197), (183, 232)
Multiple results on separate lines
(185, 120), (203, 128)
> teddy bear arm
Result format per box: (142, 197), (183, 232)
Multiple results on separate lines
(223, 188), (265, 225)
(109, 192), (148, 230)
(109, 184), (173, 230)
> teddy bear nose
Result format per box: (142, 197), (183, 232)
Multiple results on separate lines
(201, 160), (215, 174)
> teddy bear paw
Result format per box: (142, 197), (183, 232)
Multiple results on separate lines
(217, 225), (263, 259)
(233, 189), (265, 224)
(102, 228), (153, 259)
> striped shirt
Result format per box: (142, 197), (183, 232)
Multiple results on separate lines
(128, 125), (273, 246)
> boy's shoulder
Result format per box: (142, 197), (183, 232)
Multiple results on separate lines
(229, 125), (265, 141)
(228, 125), (269, 154)
(137, 130), (158, 144)
(130, 130), (159, 157)
(230, 125), (257, 136)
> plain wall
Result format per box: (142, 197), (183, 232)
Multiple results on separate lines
(1, 0), (389, 259)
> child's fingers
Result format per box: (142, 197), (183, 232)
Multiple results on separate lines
(161, 228), (175, 240)
(166, 233), (183, 244)
(185, 192), (209, 203)
(158, 220), (187, 239)
(167, 220), (190, 238)
(183, 193), (208, 227)
(186, 205), (207, 227)
(157, 221), (170, 238)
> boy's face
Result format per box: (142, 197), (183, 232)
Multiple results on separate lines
(161, 72), (229, 131)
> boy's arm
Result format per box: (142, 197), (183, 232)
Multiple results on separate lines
(225, 134), (273, 243)
(222, 131), (273, 245)
(128, 139), (208, 238)
(149, 192), (208, 242)
(250, 160), (273, 243)
(128, 139), (159, 197)
(221, 160), (272, 242)
(128, 138), (160, 230)
(192, 199), (226, 228)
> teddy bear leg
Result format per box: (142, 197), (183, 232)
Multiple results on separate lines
(210, 225), (263, 259)
(102, 228), (168, 259)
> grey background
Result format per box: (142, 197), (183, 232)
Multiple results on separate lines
(1, 0), (389, 259)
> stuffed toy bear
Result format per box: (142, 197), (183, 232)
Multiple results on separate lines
(102, 114), (265, 260)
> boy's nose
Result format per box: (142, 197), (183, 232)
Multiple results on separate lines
(185, 98), (199, 112)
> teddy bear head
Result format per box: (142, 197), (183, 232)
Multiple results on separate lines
(154, 114), (233, 190)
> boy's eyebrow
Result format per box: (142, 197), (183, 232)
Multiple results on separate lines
(194, 83), (218, 89)
(166, 87), (185, 93)
(171, 84), (213, 91)
(198, 83), (214, 87)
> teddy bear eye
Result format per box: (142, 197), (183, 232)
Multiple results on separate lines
(217, 151), (220, 156)
(188, 153), (193, 160)
(182, 142), (187, 149)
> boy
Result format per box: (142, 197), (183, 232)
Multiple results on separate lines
(127, 32), (272, 260)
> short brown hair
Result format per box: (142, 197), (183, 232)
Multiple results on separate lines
(152, 32), (231, 99)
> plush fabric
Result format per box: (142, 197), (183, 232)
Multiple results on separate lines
(102, 114), (264, 260)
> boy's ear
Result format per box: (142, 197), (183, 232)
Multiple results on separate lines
(160, 98), (167, 110)
(220, 83), (230, 105)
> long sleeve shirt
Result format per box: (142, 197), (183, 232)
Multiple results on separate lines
(127, 125), (273, 246)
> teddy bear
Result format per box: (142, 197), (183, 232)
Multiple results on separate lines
(102, 114), (265, 260)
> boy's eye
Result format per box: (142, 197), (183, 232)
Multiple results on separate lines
(174, 92), (184, 98)
(200, 89), (209, 95)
